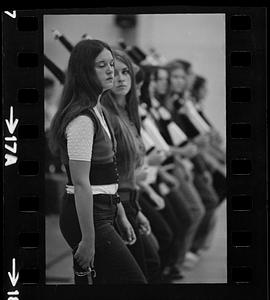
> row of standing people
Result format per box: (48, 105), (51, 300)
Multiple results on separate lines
(48, 38), (226, 284)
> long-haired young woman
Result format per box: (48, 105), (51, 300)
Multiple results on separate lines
(49, 39), (147, 284)
(102, 49), (163, 282)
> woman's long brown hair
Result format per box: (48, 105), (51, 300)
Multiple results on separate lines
(48, 39), (113, 163)
(102, 49), (143, 178)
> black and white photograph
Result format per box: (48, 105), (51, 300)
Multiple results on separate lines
(44, 13), (227, 284)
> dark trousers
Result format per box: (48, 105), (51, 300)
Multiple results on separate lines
(212, 170), (226, 205)
(159, 197), (184, 268)
(171, 165), (206, 265)
(151, 179), (203, 268)
(118, 189), (148, 279)
(118, 189), (161, 283)
(141, 233), (162, 283)
(59, 193), (147, 284)
(139, 193), (174, 269)
(191, 172), (220, 252)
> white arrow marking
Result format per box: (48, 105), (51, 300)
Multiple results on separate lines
(5, 143), (17, 154)
(5, 106), (19, 135)
(8, 258), (19, 287)
(4, 11), (16, 18)
(5, 154), (17, 167)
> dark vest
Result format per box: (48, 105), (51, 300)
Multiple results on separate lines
(65, 107), (119, 186)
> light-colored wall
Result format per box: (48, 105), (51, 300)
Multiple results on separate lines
(137, 14), (226, 144)
(44, 14), (120, 71)
(44, 13), (225, 144)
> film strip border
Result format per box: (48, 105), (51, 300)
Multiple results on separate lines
(2, 11), (45, 300)
(2, 7), (267, 300)
(226, 9), (267, 295)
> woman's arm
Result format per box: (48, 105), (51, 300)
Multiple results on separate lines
(66, 115), (96, 270)
(137, 181), (165, 210)
(170, 142), (198, 158)
(116, 202), (137, 245)
(70, 160), (95, 243)
(70, 160), (95, 270)
(158, 167), (180, 189)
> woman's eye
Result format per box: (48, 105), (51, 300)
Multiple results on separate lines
(97, 63), (105, 68)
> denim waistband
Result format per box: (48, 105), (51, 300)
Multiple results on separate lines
(93, 193), (121, 205)
(118, 188), (138, 203)
(118, 188), (142, 213)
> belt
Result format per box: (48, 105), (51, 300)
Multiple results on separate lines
(118, 188), (138, 203)
(118, 188), (142, 211)
(93, 193), (121, 205)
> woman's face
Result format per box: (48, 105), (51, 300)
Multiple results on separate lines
(94, 48), (115, 91)
(170, 67), (187, 94)
(155, 69), (169, 95)
(111, 59), (131, 97)
(148, 74), (156, 98)
(136, 81), (143, 99)
(198, 83), (207, 101)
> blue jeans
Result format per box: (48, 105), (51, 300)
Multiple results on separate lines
(59, 193), (147, 284)
(171, 166), (206, 265)
(141, 233), (162, 283)
(139, 192), (174, 269)
(118, 189), (148, 280)
(191, 173), (219, 252)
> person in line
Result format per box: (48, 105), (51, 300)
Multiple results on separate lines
(165, 61), (220, 262)
(139, 65), (205, 276)
(102, 49), (162, 283)
(49, 39), (147, 284)
(190, 75), (226, 172)
(135, 67), (178, 282)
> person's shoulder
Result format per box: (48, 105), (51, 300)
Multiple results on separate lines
(66, 115), (94, 134)
(79, 108), (100, 129)
(73, 114), (93, 124)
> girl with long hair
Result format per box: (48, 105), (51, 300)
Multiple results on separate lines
(49, 39), (146, 284)
(102, 49), (161, 282)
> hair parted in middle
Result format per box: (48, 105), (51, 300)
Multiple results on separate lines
(102, 49), (141, 134)
(102, 49), (145, 178)
(49, 39), (114, 162)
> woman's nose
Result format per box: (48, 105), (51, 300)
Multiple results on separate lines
(106, 64), (114, 74)
(117, 72), (124, 81)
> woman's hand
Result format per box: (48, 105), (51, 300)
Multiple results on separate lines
(158, 168), (180, 190)
(210, 129), (223, 146)
(193, 134), (210, 149)
(136, 211), (151, 235)
(202, 170), (213, 185)
(149, 191), (166, 210)
(182, 143), (198, 158)
(147, 149), (166, 166)
(74, 240), (95, 270)
(135, 165), (149, 183)
(170, 143), (198, 159)
(117, 216), (137, 245)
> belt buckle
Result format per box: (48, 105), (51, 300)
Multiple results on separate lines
(114, 193), (121, 204)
